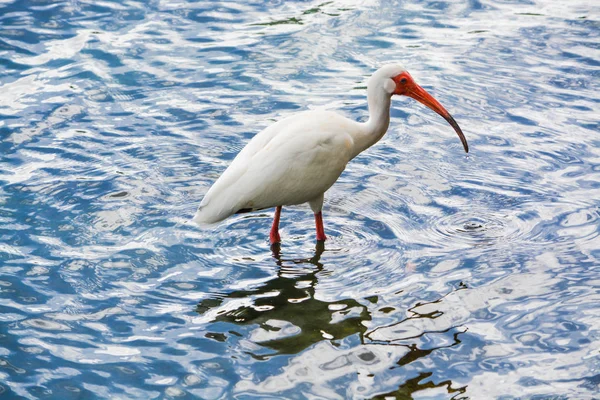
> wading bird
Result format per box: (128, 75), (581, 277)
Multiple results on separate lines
(194, 64), (468, 244)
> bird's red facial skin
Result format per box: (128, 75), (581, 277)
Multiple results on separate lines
(392, 71), (449, 117)
(392, 72), (415, 95)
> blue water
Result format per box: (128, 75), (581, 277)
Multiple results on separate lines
(1, 0), (599, 398)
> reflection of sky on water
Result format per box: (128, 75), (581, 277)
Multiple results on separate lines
(0, 0), (599, 398)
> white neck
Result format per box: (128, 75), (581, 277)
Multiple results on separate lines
(349, 84), (393, 159)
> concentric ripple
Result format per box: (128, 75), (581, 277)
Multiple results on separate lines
(428, 210), (534, 249)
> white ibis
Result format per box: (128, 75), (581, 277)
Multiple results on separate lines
(193, 64), (468, 244)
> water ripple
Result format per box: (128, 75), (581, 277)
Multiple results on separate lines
(1, 0), (599, 398)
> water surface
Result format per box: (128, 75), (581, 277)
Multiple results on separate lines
(1, 0), (599, 398)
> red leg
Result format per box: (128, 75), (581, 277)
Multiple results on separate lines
(270, 206), (282, 244)
(314, 211), (327, 242)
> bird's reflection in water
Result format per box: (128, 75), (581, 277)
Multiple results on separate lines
(196, 242), (370, 356)
(196, 246), (468, 398)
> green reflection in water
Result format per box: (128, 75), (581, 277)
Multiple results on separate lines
(197, 242), (370, 356)
(250, 1), (351, 27)
(372, 371), (468, 400)
(251, 17), (303, 26)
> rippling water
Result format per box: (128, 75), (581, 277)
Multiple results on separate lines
(1, 0), (599, 398)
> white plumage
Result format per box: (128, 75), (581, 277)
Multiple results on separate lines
(194, 64), (468, 244)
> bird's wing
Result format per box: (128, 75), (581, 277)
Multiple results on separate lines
(194, 111), (357, 224)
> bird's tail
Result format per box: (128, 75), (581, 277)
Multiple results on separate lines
(192, 201), (232, 225)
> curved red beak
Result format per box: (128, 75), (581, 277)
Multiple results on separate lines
(404, 83), (469, 153)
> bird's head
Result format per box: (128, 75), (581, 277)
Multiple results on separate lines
(373, 64), (469, 153)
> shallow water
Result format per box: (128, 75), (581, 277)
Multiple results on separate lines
(1, 0), (599, 398)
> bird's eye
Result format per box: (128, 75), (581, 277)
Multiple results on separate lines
(400, 78), (407, 84)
